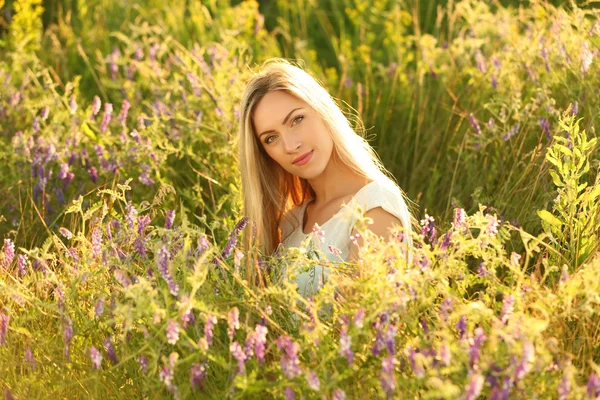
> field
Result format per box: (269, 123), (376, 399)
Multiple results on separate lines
(0, 0), (599, 398)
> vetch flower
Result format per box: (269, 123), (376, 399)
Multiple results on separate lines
(469, 327), (487, 369)
(137, 355), (149, 374)
(380, 356), (397, 398)
(25, 347), (37, 370)
(587, 373), (600, 398)
(157, 245), (180, 297)
(230, 341), (247, 374)
(581, 40), (594, 75)
(558, 373), (571, 400)
(100, 103), (113, 133)
(477, 262), (490, 277)
(167, 319), (180, 344)
(420, 214), (437, 244)
(3, 238), (15, 268)
(276, 335), (301, 378)
(284, 387), (295, 400)
(104, 336), (118, 365)
(469, 114), (482, 136)
(91, 227), (102, 258)
(63, 318), (73, 359)
(190, 363), (207, 392)
(456, 316), (467, 339)
(59, 227), (73, 239)
(500, 294), (515, 324)
(203, 314), (217, 349)
(439, 298), (453, 323)
(312, 223), (325, 243)
(465, 373), (485, 400)
(405, 345), (424, 377)
(514, 340), (535, 381)
(69, 95), (78, 114)
(90, 345), (103, 369)
(165, 210), (175, 230)
(227, 307), (240, 340)
(503, 123), (520, 141)
(475, 49), (487, 73)
(90, 96), (101, 120)
(333, 389), (346, 400)
(486, 215), (499, 236)
(305, 370), (320, 391)
(254, 324), (268, 363)
(0, 312), (9, 346)
(118, 99), (130, 125)
(510, 252), (521, 267)
(538, 117), (551, 140)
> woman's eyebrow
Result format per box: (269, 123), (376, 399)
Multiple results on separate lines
(258, 107), (303, 138)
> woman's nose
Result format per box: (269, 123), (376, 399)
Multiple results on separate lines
(281, 131), (301, 152)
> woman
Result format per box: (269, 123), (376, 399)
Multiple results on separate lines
(238, 58), (417, 296)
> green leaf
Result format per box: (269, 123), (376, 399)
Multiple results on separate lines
(81, 122), (97, 141)
(549, 170), (563, 187)
(536, 210), (564, 227)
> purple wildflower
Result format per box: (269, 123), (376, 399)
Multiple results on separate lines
(453, 208), (468, 232)
(91, 96), (101, 120)
(90, 345), (103, 369)
(190, 363), (207, 392)
(558, 373), (571, 400)
(202, 314), (217, 349)
(541, 47), (550, 72)
(469, 327), (487, 369)
(469, 113), (482, 135)
(40, 106), (49, 120)
(165, 210), (175, 230)
(197, 235), (210, 256)
(475, 49), (487, 73)
(380, 356), (397, 398)
(284, 387), (295, 400)
(3, 238), (15, 268)
(492, 74), (498, 88)
(420, 214), (437, 244)
(254, 324), (268, 363)
(305, 370), (320, 391)
(167, 319), (180, 344)
(333, 389), (346, 400)
(503, 123), (520, 141)
(25, 347), (37, 370)
(69, 95), (78, 114)
(581, 40), (594, 75)
(100, 103), (113, 133)
(465, 373), (485, 400)
(137, 355), (149, 374)
(339, 319), (354, 365)
(312, 222), (325, 243)
(215, 217), (249, 262)
(500, 294), (515, 324)
(159, 364), (176, 395)
(354, 308), (365, 328)
(0, 312), (9, 346)
(571, 102), (579, 116)
(91, 227), (102, 258)
(118, 99), (130, 125)
(230, 341), (247, 374)
(514, 341), (535, 381)
(538, 117), (551, 140)
(104, 336), (118, 365)
(95, 298), (104, 317)
(440, 342), (451, 366)
(486, 215), (499, 236)
(439, 298), (453, 323)
(405, 345), (424, 377)
(456, 316), (467, 339)
(227, 307), (240, 340)
(560, 265), (569, 285)
(477, 262), (490, 277)
(277, 335), (301, 378)
(510, 252), (521, 267)
(63, 172), (74, 190)
(156, 245), (180, 297)
(587, 373), (600, 398)
(384, 324), (397, 356)
(63, 318), (73, 359)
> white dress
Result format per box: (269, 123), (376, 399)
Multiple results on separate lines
(278, 176), (412, 298)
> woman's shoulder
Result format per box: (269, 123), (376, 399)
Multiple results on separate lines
(279, 199), (311, 238)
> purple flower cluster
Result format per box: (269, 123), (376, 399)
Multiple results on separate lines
(212, 217), (248, 264)
(0, 312), (9, 346)
(227, 307), (240, 340)
(2, 238), (15, 269)
(200, 314), (217, 350)
(420, 214), (437, 244)
(63, 318), (73, 359)
(380, 356), (397, 398)
(339, 316), (353, 365)
(90, 345), (103, 369)
(104, 336), (119, 365)
(468, 327), (487, 369)
(230, 341), (247, 374)
(156, 245), (179, 297)
(167, 319), (180, 344)
(277, 335), (301, 378)
(190, 362), (207, 392)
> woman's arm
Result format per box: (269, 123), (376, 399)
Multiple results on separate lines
(348, 206), (402, 264)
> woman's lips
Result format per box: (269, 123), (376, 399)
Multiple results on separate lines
(293, 150), (313, 166)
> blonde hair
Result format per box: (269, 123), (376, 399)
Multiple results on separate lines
(238, 58), (417, 286)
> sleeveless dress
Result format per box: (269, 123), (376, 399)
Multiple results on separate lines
(278, 176), (412, 298)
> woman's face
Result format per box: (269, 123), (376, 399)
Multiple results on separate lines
(252, 90), (334, 178)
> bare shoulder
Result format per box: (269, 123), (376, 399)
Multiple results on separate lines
(348, 207), (402, 262)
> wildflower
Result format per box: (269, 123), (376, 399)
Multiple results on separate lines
(384, 324), (397, 356)
(514, 340), (535, 381)
(137, 355), (149, 374)
(380, 356), (397, 398)
(475, 49), (487, 73)
(190, 362), (207, 392)
(234, 248), (244, 271)
(500, 295), (515, 324)
(156, 245), (180, 297)
(88, 166), (98, 183)
(439, 230), (452, 250)
(90, 345), (103, 369)
(477, 262), (490, 277)
(95, 298), (104, 317)
(217, 217), (248, 261)
(227, 307), (240, 340)
(243, 331), (255, 358)
(510, 252), (521, 267)
(420, 214), (437, 244)
(40, 106), (49, 120)
(167, 319), (180, 344)
(405, 345), (424, 377)
(469, 113), (482, 135)
(333, 389), (346, 400)
(90, 96), (101, 120)
(328, 245), (342, 257)
(100, 103), (113, 133)
(284, 387), (294, 400)
(203, 314), (217, 348)
(456, 316), (467, 339)
(25, 347), (37, 370)
(3, 238), (15, 268)
(486, 215), (499, 236)
(344, 76), (353, 88)
(349, 233), (361, 246)
(354, 308), (365, 328)
(581, 40), (594, 75)
(118, 99), (130, 125)
(276, 335), (301, 378)
(114, 269), (131, 287)
(541, 47), (550, 72)
(469, 327), (487, 369)
(63, 318), (73, 359)
(312, 222), (325, 243)
(0, 312), (9, 345)
(339, 326), (354, 365)
(440, 342), (451, 366)
(181, 307), (195, 329)
(305, 370), (320, 390)
(91, 227), (102, 258)
(159, 362), (178, 396)
(197, 235), (210, 256)
(491, 74), (498, 89)
(571, 102), (579, 116)
(538, 117), (551, 140)
(503, 123), (520, 141)
(165, 210), (175, 230)
(254, 324), (268, 363)
(465, 373), (485, 400)
(587, 373), (600, 398)
(230, 341), (247, 374)
(558, 373), (571, 400)
(104, 336), (118, 365)
(69, 95), (78, 114)
(439, 298), (453, 323)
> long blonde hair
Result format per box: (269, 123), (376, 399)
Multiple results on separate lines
(238, 58), (417, 285)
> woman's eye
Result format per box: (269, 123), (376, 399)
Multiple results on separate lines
(265, 135), (276, 144)
(292, 115), (304, 125)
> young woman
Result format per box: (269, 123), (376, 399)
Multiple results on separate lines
(238, 58), (417, 296)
